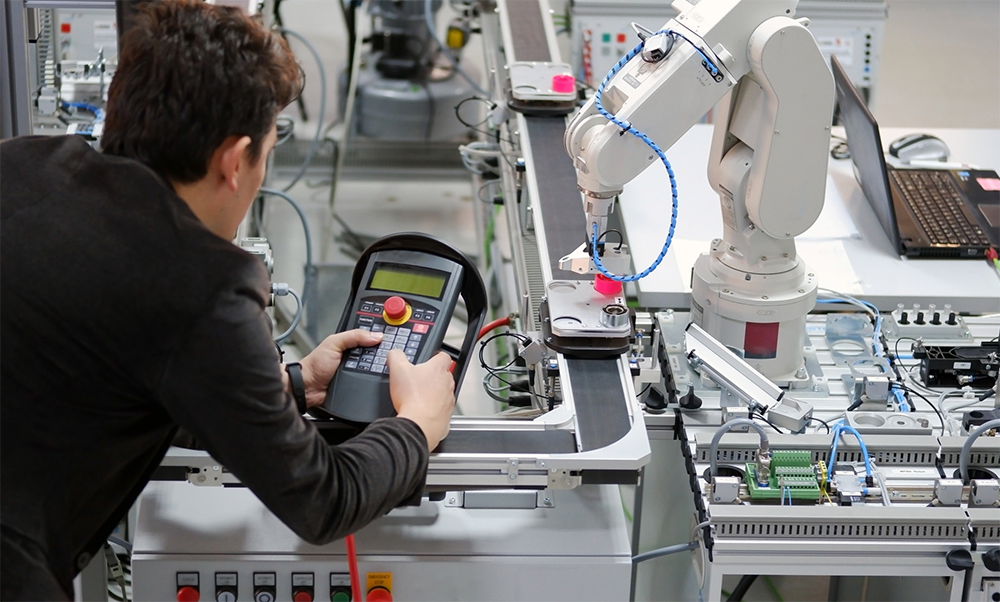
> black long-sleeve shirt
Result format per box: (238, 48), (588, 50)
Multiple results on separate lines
(0, 135), (429, 600)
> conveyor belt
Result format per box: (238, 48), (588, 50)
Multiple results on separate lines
(567, 358), (632, 450)
(505, 0), (550, 63)
(505, 0), (591, 280)
(525, 116), (591, 279)
(436, 430), (576, 454)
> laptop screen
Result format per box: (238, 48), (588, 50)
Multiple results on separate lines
(831, 55), (902, 253)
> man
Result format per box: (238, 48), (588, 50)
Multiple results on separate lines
(0, 1), (456, 599)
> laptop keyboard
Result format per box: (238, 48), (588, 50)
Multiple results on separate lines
(890, 170), (990, 246)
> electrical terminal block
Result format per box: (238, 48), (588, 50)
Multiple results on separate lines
(745, 450), (820, 502)
(934, 478), (965, 507)
(970, 479), (1000, 507)
(721, 407), (751, 430)
(711, 476), (741, 504)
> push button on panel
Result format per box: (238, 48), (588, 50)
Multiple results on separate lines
(253, 572), (276, 602)
(366, 587), (393, 602)
(292, 572), (315, 602)
(176, 586), (200, 602)
(176, 572), (200, 602)
(382, 296), (411, 326)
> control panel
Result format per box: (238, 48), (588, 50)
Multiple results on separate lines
(319, 246), (466, 424)
(164, 570), (356, 602)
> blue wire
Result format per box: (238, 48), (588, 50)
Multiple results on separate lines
(62, 101), (105, 121)
(829, 423), (872, 476)
(589, 29), (720, 283)
(891, 388), (910, 412)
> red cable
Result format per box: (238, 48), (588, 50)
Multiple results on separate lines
(346, 534), (362, 602)
(478, 316), (511, 340)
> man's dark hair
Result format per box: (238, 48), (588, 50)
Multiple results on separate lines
(101, 0), (301, 183)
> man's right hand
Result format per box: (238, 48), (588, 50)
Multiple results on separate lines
(386, 350), (455, 451)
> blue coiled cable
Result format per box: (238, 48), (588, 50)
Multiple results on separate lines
(589, 30), (720, 282)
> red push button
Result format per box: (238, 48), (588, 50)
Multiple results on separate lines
(366, 587), (393, 602)
(177, 586), (200, 602)
(616, 33), (626, 43)
(293, 591), (313, 602)
(383, 296), (407, 321)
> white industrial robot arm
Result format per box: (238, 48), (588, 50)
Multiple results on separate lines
(564, 0), (834, 380)
(563, 0), (833, 279)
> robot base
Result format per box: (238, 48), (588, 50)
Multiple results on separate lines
(690, 251), (817, 387)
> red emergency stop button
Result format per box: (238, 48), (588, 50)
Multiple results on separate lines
(293, 591), (313, 602)
(366, 587), (393, 602)
(177, 586), (200, 602)
(384, 296), (407, 320)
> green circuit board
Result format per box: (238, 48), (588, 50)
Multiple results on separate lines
(745, 450), (822, 501)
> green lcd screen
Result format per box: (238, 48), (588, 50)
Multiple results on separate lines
(369, 263), (448, 299)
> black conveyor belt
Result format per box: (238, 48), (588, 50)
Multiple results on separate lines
(525, 116), (590, 279)
(505, 0), (550, 62)
(435, 429), (576, 454)
(567, 358), (631, 450)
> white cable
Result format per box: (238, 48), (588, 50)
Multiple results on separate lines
(258, 188), (314, 309)
(274, 290), (302, 343)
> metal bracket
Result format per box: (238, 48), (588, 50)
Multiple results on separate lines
(507, 458), (520, 482)
(442, 490), (555, 509)
(188, 464), (229, 487)
(548, 468), (582, 490)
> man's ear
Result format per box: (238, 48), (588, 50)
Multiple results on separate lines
(215, 135), (253, 192)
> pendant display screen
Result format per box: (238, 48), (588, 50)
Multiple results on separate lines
(368, 263), (448, 299)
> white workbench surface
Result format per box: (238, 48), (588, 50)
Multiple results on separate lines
(619, 124), (1000, 313)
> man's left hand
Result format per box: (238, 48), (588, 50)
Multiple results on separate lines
(298, 329), (384, 408)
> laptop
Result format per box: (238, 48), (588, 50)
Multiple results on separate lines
(831, 55), (1000, 258)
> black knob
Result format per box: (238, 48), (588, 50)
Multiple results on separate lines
(947, 312), (958, 325)
(915, 312), (926, 325)
(899, 311), (909, 325)
(931, 312), (941, 325)
(945, 548), (974, 571)
(983, 547), (1000, 572)
(644, 387), (668, 414)
(679, 384), (703, 410)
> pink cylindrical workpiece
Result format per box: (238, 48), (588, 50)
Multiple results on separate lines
(594, 273), (622, 295)
(551, 74), (575, 94)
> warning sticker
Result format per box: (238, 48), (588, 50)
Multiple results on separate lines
(366, 572), (392, 594)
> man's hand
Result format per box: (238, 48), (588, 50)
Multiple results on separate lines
(298, 329), (383, 409)
(387, 350), (455, 451)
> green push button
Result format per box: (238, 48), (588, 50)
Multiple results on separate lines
(601, 33), (611, 43)
(331, 591), (351, 602)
